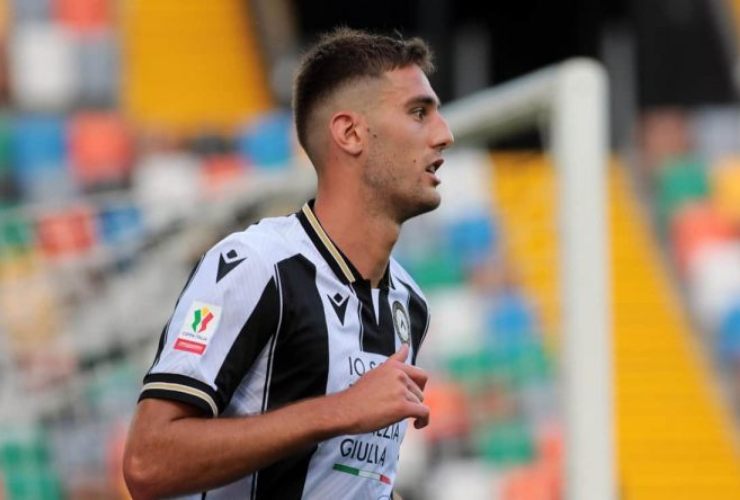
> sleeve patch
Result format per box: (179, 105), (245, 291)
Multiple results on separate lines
(174, 301), (223, 355)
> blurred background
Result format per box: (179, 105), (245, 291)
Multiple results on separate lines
(0, 0), (739, 498)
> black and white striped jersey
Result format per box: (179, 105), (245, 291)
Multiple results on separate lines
(139, 200), (431, 500)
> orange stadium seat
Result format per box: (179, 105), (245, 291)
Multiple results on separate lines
(36, 205), (96, 258)
(421, 378), (471, 442)
(671, 202), (735, 273)
(501, 464), (555, 500)
(54, 0), (110, 32)
(535, 423), (563, 497)
(201, 154), (247, 198)
(69, 112), (133, 188)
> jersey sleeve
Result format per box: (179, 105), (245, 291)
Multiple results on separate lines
(139, 233), (281, 417)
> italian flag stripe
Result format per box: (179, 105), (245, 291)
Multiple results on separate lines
(333, 463), (391, 484)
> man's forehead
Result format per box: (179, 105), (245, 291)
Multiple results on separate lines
(325, 65), (438, 113)
(379, 65), (439, 105)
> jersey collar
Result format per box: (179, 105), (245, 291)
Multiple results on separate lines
(297, 200), (393, 289)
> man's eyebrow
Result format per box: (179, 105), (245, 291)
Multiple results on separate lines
(405, 95), (441, 108)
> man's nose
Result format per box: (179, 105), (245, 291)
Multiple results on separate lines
(434, 114), (454, 151)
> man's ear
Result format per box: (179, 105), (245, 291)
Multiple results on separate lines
(329, 111), (364, 156)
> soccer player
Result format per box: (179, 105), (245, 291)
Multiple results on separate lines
(123, 27), (454, 499)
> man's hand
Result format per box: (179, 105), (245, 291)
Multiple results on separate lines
(335, 344), (429, 433)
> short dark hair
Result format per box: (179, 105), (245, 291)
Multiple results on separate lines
(293, 27), (434, 158)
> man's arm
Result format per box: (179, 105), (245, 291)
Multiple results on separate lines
(123, 344), (428, 499)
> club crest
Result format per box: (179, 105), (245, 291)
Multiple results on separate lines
(392, 300), (410, 345)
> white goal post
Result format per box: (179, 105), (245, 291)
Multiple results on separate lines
(443, 59), (613, 500)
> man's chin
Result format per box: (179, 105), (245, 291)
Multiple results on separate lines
(399, 192), (441, 222)
(424, 192), (442, 212)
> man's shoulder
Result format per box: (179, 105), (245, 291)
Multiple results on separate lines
(208, 212), (304, 268)
(389, 257), (428, 303)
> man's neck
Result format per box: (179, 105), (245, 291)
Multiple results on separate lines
(313, 191), (400, 288)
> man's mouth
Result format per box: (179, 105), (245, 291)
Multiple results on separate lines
(424, 159), (444, 185)
(425, 158), (444, 174)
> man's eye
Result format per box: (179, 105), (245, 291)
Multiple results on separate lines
(412, 108), (426, 119)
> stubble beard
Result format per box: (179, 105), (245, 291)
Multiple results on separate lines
(362, 158), (441, 224)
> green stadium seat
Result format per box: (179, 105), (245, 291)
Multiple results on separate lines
(656, 156), (710, 235)
(475, 419), (535, 466)
(407, 253), (465, 290)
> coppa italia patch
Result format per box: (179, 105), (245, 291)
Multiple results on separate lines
(174, 301), (222, 355)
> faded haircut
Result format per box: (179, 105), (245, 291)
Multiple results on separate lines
(293, 27), (434, 161)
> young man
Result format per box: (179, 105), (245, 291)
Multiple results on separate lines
(123, 27), (454, 499)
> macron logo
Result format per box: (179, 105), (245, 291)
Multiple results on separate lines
(217, 249), (246, 283)
(328, 293), (349, 325)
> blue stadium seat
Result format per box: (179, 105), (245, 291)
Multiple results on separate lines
(236, 110), (294, 169)
(10, 115), (73, 200)
(445, 211), (498, 270)
(717, 301), (740, 367)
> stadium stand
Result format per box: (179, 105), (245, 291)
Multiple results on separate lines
(493, 153), (740, 499)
